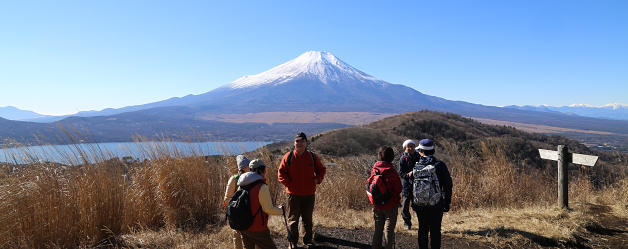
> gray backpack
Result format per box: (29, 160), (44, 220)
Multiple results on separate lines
(412, 163), (442, 207)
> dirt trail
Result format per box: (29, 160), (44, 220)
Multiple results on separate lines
(579, 203), (628, 249)
(272, 226), (490, 249)
(270, 204), (628, 249)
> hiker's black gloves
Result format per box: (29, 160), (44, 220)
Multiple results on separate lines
(442, 204), (450, 212)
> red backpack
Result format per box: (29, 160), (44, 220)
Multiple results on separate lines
(366, 169), (392, 205)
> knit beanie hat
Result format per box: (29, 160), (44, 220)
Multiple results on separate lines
(236, 155), (250, 171)
(249, 159), (269, 170)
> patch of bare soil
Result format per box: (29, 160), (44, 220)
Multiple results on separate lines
(578, 203), (628, 249)
(271, 226), (491, 249)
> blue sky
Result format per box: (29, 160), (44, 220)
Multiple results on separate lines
(0, 0), (626, 115)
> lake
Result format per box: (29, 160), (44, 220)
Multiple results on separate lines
(0, 141), (272, 165)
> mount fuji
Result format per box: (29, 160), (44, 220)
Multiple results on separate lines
(22, 51), (441, 123)
(114, 51), (446, 114)
(2, 51), (628, 146)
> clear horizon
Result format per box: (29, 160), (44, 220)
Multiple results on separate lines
(1, 1), (627, 116)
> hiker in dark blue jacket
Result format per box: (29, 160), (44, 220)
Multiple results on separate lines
(409, 139), (453, 249)
(398, 139), (421, 230)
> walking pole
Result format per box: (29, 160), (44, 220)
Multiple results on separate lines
(282, 204), (293, 249)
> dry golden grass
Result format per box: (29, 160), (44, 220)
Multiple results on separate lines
(0, 142), (230, 248)
(0, 139), (626, 248)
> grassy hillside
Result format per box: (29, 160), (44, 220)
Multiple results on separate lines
(1, 110), (627, 248)
(305, 111), (626, 185)
(312, 111), (599, 157)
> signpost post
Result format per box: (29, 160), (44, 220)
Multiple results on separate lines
(538, 145), (598, 209)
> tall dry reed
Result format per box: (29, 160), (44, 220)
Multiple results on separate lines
(315, 155), (374, 213)
(0, 142), (231, 248)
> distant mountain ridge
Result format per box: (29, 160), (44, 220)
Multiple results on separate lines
(1, 51), (628, 149)
(506, 104), (628, 121)
(0, 106), (50, 121)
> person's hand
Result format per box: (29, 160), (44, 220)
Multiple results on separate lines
(407, 171), (413, 177)
(314, 178), (321, 184)
(279, 204), (285, 210)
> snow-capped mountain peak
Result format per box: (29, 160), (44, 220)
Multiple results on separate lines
(568, 103), (628, 110)
(510, 103), (628, 120)
(226, 51), (380, 89)
(603, 103), (628, 110)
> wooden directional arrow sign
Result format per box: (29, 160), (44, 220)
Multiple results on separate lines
(538, 149), (598, 166)
(538, 145), (598, 209)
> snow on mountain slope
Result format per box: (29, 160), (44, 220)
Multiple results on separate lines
(568, 103), (628, 110)
(507, 103), (628, 121)
(225, 51), (383, 89)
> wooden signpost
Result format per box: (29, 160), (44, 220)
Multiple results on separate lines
(539, 145), (598, 209)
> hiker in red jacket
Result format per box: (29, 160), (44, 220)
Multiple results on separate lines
(369, 146), (402, 249)
(277, 132), (326, 248)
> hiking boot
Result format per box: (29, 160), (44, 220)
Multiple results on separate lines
(303, 233), (313, 245)
(404, 223), (411, 230)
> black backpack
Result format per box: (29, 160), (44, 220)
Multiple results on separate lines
(366, 168), (392, 205)
(226, 180), (264, 231)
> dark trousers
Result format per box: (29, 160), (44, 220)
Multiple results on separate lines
(287, 194), (315, 244)
(415, 206), (443, 249)
(372, 207), (398, 249)
(401, 195), (412, 226)
(241, 229), (277, 249)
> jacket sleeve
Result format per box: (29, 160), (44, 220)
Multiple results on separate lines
(223, 175), (236, 207)
(258, 184), (283, 216)
(388, 168), (403, 197)
(436, 161), (453, 206)
(313, 152), (326, 183)
(398, 155), (410, 180)
(277, 152), (292, 187)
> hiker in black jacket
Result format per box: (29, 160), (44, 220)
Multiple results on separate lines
(409, 139), (453, 249)
(398, 139), (421, 230)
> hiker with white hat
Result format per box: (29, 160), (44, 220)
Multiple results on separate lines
(398, 139), (420, 230)
(223, 155), (251, 249)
